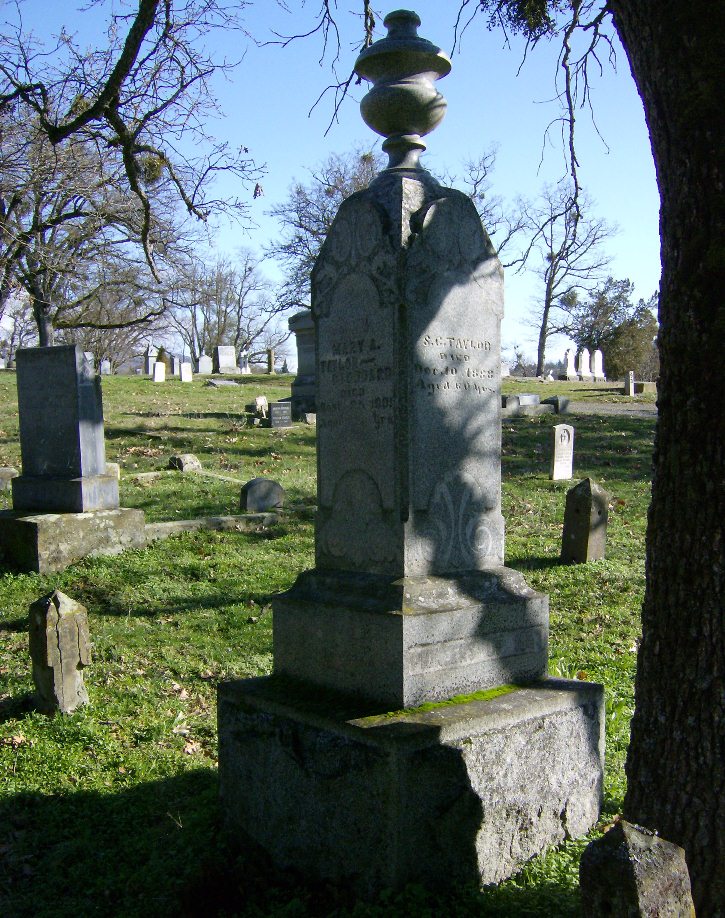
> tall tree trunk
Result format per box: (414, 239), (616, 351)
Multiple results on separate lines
(609, 2), (725, 912)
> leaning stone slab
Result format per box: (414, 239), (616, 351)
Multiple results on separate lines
(29, 590), (91, 714)
(168, 453), (203, 473)
(219, 676), (604, 898)
(541, 395), (570, 414)
(561, 478), (609, 564)
(580, 820), (695, 917)
(0, 508), (146, 574)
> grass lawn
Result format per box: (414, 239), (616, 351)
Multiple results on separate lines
(0, 372), (654, 917)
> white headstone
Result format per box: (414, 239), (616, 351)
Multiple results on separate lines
(152, 361), (166, 383)
(239, 350), (251, 374)
(100, 359), (112, 375)
(578, 348), (593, 380)
(592, 349), (605, 381)
(180, 362), (193, 383)
(143, 344), (158, 375)
(550, 424), (575, 481)
(197, 355), (213, 375)
(171, 356), (181, 377)
(564, 348), (577, 380)
(624, 370), (635, 396)
(213, 346), (239, 374)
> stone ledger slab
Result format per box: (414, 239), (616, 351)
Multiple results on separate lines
(0, 508), (146, 573)
(218, 676), (604, 897)
(274, 567), (548, 708)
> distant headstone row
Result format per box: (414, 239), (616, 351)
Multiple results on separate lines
(563, 348), (606, 382)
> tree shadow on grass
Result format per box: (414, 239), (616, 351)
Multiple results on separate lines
(0, 764), (583, 918)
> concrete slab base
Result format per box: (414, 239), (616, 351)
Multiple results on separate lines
(0, 508), (146, 573)
(218, 675), (605, 897)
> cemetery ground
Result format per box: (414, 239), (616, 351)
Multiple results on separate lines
(0, 373), (655, 917)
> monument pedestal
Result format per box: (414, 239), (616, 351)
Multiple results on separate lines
(0, 508), (146, 573)
(12, 472), (119, 513)
(219, 676), (604, 896)
(274, 568), (548, 708)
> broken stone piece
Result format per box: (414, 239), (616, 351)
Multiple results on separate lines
(168, 454), (203, 473)
(28, 590), (91, 714)
(580, 819), (695, 917)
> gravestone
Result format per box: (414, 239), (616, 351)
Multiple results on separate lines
(592, 349), (605, 381)
(0, 346), (145, 572)
(561, 477), (609, 563)
(239, 350), (251, 374)
(577, 347), (593, 380)
(143, 344), (158, 375)
(100, 359), (112, 375)
(0, 467), (19, 491)
(197, 355), (213, 375)
(180, 362), (193, 382)
(0, 357), (6, 370)
(152, 361), (166, 383)
(168, 453), (202, 473)
(11, 346), (118, 513)
(240, 478), (285, 512)
(563, 348), (578, 380)
(624, 370), (635, 396)
(213, 346), (239, 374)
(517, 393), (540, 406)
(289, 309), (316, 417)
(550, 423), (574, 480)
(266, 348), (275, 374)
(269, 401), (293, 428)
(29, 590), (91, 714)
(219, 10), (604, 897)
(170, 356), (181, 377)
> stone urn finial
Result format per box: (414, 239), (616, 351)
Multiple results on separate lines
(354, 9), (451, 171)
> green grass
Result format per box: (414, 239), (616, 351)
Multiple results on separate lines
(0, 372), (654, 916)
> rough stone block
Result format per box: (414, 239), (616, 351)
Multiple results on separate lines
(168, 453), (203, 473)
(12, 473), (119, 513)
(274, 567), (549, 708)
(580, 820), (695, 917)
(218, 676), (604, 897)
(561, 478), (609, 564)
(0, 466), (19, 491)
(29, 590), (91, 714)
(0, 508), (146, 573)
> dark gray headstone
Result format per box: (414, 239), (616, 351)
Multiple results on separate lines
(561, 477), (609, 563)
(269, 402), (293, 429)
(12, 346), (119, 512)
(29, 590), (91, 714)
(240, 478), (285, 512)
(580, 820), (695, 916)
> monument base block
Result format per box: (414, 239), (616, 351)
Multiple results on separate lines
(274, 567), (549, 708)
(218, 675), (604, 897)
(0, 508), (146, 573)
(12, 473), (119, 513)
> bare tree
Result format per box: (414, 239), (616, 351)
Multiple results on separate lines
(168, 251), (289, 364)
(518, 181), (613, 374)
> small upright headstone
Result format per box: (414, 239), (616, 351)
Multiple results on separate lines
(99, 359), (112, 375)
(269, 402), (293, 428)
(266, 348), (275, 374)
(550, 424), (574, 481)
(197, 355), (213, 375)
(239, 350), (251, 374)
(171, 356), (181, 377)
(564, 348), (577, 380)
(577, 348), (593, 380)
(240, 478), (285, 512)
(152, 361), (166, 383)
(0, 357), (6, 370)
(28, 590), (91, 714)
(561, 477), (609, 563)
(213, 346), (240, 374)
(592, 349), (605, 381)
(180, 362), (193, 383)
(624, 370), (635, 396)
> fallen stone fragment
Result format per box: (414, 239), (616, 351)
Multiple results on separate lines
(28, 590), (91, 714)
(580, 819), (695, 917)
(168, 454), (203, 473)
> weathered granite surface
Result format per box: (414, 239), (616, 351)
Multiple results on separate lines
(289, 309), (316, 417)
(274, 567), (548, 708)
(29, 590), (91, 714)
(219, 676), (604, 896)
(561, 478), (609, 563)
(0, 508), (145, 573)
(580, 820), (695, 917)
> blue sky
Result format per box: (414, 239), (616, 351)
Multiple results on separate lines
(13, 1), (661, 365)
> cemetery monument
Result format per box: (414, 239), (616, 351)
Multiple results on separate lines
(592, 348), (606, 381)
(213, 345), (239, 374)
(219, 10), (604, 896)
(289, 309), (316, 418)
(0, 346), (145, 572)
(577, 347), (593, 381)
(550, 423), (575, 481)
